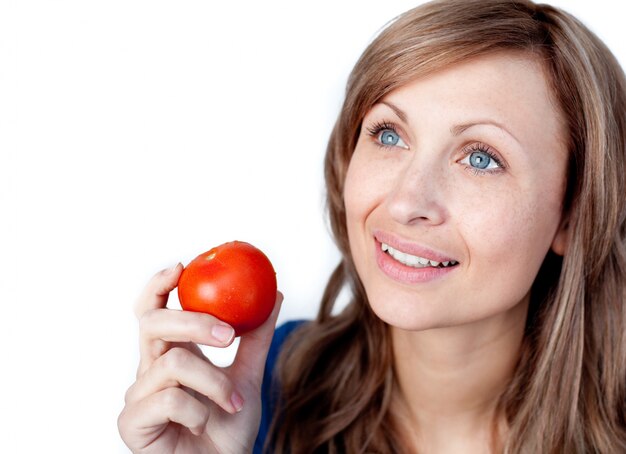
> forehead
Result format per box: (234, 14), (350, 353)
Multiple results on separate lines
(374, 52), (566, 149)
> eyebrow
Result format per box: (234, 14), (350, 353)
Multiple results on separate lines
(451, 121), (521, 145)
(378, 100), (521, 145)
(380, 101), (408, 123)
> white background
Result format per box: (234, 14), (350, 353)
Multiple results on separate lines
(1, 1), (623, 452)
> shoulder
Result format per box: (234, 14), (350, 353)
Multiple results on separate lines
(253, 319), (309, 453)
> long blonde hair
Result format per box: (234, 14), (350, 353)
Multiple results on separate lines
(270, 1), (626, 452)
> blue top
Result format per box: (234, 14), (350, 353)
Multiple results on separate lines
(253, 319), (307, 454)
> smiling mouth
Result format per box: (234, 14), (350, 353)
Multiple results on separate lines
(381, 242), (459, 269)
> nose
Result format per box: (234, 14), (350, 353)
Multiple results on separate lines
(385, 152), (447, 226)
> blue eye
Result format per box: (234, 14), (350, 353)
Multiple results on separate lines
(376, 128), (408, 149)
(469, 151), (492, 169)
(459, 146), (502, 172)
(366, 121), (409, 149)
(380, 130), (400, 146)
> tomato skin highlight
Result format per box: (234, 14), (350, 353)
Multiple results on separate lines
(177, 241), (277, 336)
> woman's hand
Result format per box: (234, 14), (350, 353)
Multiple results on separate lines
(118, 263), (282, 454)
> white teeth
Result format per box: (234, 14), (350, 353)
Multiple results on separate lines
(402, 253), (419, 266)
(380, 242), (457, 268)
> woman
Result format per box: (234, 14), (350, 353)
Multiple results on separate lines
(118, 0), (626, 452)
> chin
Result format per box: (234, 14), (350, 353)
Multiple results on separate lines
(366, 293), (450, 332)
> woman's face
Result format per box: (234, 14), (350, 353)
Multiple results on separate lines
(344, 52), (569, 331)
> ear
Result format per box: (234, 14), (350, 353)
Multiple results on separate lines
(551, 216), (569, 256)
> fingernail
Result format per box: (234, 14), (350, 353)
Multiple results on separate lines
(212, 324), (235, 343)
(230, 391), (244, 413)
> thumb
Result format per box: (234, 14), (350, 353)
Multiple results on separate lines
(134, 263), (183, 319)
(232, 291), (283, 385)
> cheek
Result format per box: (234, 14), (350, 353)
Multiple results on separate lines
(343, 160), (361, 222)
(344, 150), (390, 227)
(344, 154), (371, 258)
(343, 150), (394, 280)
(458, 187), (562, 300)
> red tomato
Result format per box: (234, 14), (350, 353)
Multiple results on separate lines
(177, 241), (277, 336)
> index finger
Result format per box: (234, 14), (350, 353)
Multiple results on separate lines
(134, 263), (183, 319)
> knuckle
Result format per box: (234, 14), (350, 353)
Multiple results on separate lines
(187, 313), (212, 340)
(117, 406), (130, 437)
(159, 387), (184, 413)
(123, 384), (135, 404)
(138, 308), (160, 334)
(196, 414), (210, 435)
(178, 312), (214, 344)
(161, 347), (191, 370)
(212, 370), (234, 397)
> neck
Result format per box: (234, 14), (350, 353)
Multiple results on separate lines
(391, 296), (528, 453)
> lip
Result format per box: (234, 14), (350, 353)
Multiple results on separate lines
(373, 230), (458, 263)
(373, 230), (459, 284)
